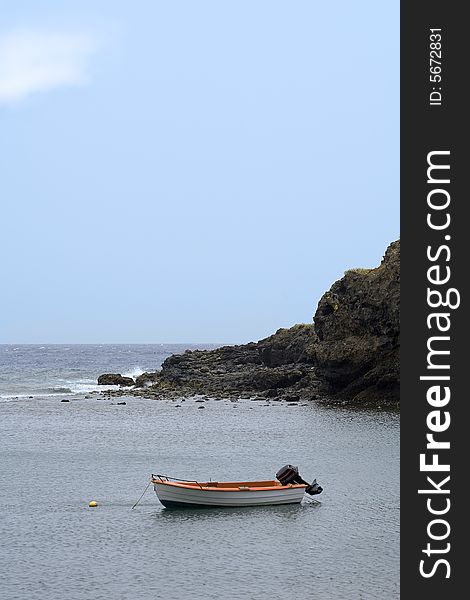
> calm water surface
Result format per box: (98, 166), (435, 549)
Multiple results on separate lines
(0, 346), (399, 600)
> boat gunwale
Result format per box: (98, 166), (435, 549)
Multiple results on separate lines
(153, 480), (307, 492)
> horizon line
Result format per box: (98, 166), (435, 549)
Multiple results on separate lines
(0, 341), (235, 346)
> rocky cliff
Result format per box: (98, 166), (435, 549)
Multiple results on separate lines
(99, 240), (399, 405)
(313, 240), (399, 403)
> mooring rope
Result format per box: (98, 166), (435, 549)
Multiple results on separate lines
(131, 479), (152, 510)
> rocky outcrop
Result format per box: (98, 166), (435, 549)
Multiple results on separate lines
(97, 373), (135, 387)
(130, 324), (320, 400)
(313, 240), (399, 403)
(98, 241), (400, 405)
(257, 324), (317, 367)
(134, 372), (160, 387)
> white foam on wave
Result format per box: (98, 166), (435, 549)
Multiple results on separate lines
(0, 384), (118, 401)
(65, 376), (115, 394)
(0, 367), (145, 401)
(122, 366), (145, 379)
(70, 382), (116, 394)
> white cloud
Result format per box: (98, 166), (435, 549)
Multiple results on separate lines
(0, 30), (97, 105)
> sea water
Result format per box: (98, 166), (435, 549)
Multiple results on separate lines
(0, 345), (399, 600)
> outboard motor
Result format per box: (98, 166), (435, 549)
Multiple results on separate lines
(276, 464), (323, 496)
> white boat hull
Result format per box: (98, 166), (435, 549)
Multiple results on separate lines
(154, 482), (306, 508)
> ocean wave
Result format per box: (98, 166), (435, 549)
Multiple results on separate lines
(122, 366), (145, 379)
(0, 384), (116, 401)
(70, 383), (113, 394)
(0, 392), (70, 401)
(0, 365), (148, 401)
(0, 386), (73, 398)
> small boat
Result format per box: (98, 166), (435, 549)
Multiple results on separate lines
(152, 465), (323, 509)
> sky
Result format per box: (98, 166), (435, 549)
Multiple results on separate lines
(0, 1), (399, 344)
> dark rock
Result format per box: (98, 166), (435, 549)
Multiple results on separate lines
(257, 324), (317, 367)
(153, 330), (315, 399)
(313, 240), (400, 403)
(97, 373), (135, 387)
(134, 372), (160, 387)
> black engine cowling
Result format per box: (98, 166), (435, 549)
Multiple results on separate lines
(275, 464), (323, 496)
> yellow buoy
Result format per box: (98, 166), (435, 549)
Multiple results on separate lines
(89, 500), (98, 507)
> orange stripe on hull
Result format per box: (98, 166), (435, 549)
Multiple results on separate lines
(153, 479), (307, 492)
